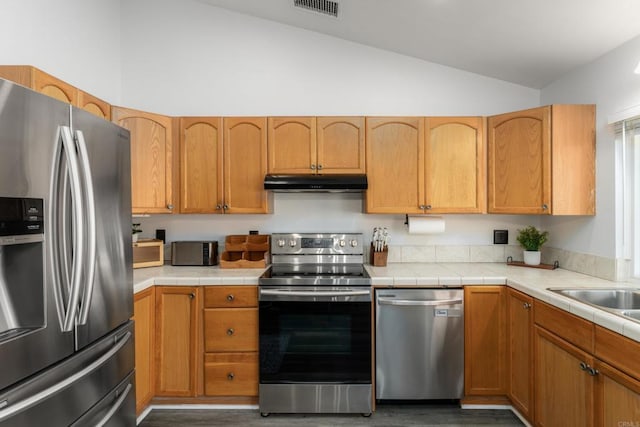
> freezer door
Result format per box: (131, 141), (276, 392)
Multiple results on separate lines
(70, 371), (136, 427)
(71, 107), (133, 350)
(0, 321), (134, 427)
(0, 79), (75, 391)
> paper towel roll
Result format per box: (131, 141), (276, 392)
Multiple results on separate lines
(407, 216), (445, 234)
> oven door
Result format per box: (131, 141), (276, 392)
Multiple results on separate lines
(259, 286), (372, 384)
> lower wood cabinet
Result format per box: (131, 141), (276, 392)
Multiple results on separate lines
(506, 288), (534, 421)
(155, 286), (199, 397)
(203, 286), (258, 398)
(534, 325), (594, 427)
(133, 287), (155, 415)
(464, 286), (507, 398)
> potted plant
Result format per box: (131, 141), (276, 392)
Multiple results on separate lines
(132, 223), (142, 243)
(516, 225), (548, 265)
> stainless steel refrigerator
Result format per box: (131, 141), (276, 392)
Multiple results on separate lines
(0, 79), (135, 426)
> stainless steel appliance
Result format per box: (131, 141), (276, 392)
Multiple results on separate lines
(258, 233), (372, 415)
(171, 241), (218, 266)
(375, 288), (464, 400)
(0, 79), (134, 425)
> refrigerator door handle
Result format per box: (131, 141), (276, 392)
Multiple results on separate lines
(49, 125), (87, 332)
(0, 331), (132, 422)
(94, 383), (133, 427)
(74, 130), (97, 326)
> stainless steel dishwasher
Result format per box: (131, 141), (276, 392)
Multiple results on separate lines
(375, 288), (464, 400)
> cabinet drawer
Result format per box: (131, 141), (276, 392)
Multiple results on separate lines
(534, 300), (594, 353)
(595, 325), (640, 382)
(204, 352), (258, 396)
(204, 308), (258, 352)
(204, 286), (257, 308)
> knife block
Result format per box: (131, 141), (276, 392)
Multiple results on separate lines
(370, 243), (388, 267)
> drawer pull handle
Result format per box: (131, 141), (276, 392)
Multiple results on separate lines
(227, 328), (234, 336)
(227, 294), (235, 302)
(227, 373), (235, 380)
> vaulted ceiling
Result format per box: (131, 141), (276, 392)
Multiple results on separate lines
(197, 0), (640, 89)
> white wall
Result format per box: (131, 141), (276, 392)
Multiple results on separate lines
(541, 35), (640, 259)
(123, 0), (544, 249)
(0, 0), (122, 103)
(119, 0), (539, 117)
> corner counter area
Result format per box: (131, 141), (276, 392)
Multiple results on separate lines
(134, 263), (640, 426)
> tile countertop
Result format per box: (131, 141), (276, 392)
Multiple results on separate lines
(133, 262), (640, 343)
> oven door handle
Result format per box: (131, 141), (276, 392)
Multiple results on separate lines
(260, 289), (371, 297)
(377, 297), (462, 307)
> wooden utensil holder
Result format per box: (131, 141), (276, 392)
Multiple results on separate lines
(370, 243), (388, 267)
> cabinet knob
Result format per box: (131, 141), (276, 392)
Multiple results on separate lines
(317, 164), (323, 170)
(167, 204), (174, 210)
(579, 362), (589, 371)
(227, 294), (235, 302)
(523, 302), (531, 309)
(542, 204), (548, 211)
(227, 328), (234, 336)
(227, 373), (235, 381)
(189, 293), (195, 299)
(587, 367), (599, 376)
(216, 204), (222, 210)
(223, 204), (229, 210)
(310, 164), (316, 170)
(419, 205), (426, 210)
(425, 205), (432, 210)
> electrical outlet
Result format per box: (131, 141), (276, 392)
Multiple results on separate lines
(494, 229), (508, 244)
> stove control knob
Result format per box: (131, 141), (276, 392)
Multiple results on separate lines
(339, 240), (346, 247)
(277, 239), (285, 247)
(289, 240), (297, 247)
(350, 240), (358, 247)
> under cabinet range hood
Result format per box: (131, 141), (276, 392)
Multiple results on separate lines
(264, 174), (368, 192)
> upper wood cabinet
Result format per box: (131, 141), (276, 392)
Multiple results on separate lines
(365, 117), (425, 214)
(487, 104), (595, 215)
(316, 117), (365, 174)
(78, 90), (111, 120)
(112, 106), (178, 214)
(506, 288), (534, 422)
(179, 117), (223, 214)
(155, 286), (198, 397)
(224, 117), (270, 214)
(268, 117), (316, 174)
(267, 117), (365, 175)
(464, 286), (507, 397)
(0, 65), (112, 119)
(424, 117), (485, 213)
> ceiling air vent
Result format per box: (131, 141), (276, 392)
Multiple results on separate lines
(293, 0), (339, 18)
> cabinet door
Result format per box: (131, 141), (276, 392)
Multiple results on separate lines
(487, 106), (551, 214)
(133, 288), (155, 415)
(365, 117), (424, 214)
(179, 117), (223, 214)
(112, 107), (177, 214)
(316, 117), (365, 174)
(78, 90), (111, 120)
(155, 286), (198, 397)
(268, 117), (317, 174)
(535, 326), (594, 427)
(425, 117), (485, 213)
(464, 286), (507, 396)
(507, 288), (533, 421)
(594, 360), (640, 426)
(224, 117), (270, 213)
(32, 68), (78, 105)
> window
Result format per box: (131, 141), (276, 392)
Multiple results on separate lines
(618, 116), (640, 278)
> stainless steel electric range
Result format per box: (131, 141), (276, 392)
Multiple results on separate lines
(258, 233), (372, 416)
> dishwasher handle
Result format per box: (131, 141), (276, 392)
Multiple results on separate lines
(377, 297), (462, 307)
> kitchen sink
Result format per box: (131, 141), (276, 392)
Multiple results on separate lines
(548, 288), (640, 324)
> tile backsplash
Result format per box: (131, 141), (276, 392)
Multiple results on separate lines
(378, 244), (622, 282)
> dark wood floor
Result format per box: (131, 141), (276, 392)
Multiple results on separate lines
(138, 404), (524, 426)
